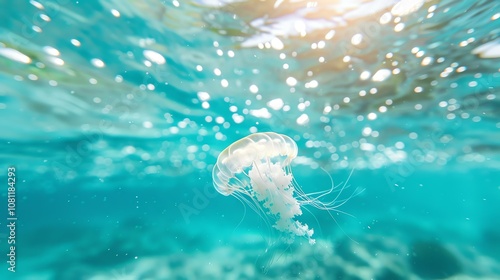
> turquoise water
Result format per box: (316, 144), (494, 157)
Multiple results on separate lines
(1, 0), (499, 279)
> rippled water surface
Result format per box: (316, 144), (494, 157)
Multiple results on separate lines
(1, 0), (499, 279)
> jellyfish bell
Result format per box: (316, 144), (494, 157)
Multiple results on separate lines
(213, 132), (356, 245)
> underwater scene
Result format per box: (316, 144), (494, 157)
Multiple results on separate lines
(1, 0), (500, 279)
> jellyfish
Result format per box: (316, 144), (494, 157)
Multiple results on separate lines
(212, 132), (353, 245)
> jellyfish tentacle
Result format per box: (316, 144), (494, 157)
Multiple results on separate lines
(213, 132), (359, 245)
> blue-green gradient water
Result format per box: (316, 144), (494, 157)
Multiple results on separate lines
(1, 0), (499, 279)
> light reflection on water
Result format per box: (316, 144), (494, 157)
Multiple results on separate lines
(0, 0), (498, 183)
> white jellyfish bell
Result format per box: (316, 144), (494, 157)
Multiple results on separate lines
(212, 132), (356, 245)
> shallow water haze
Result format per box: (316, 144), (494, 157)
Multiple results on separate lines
(0, 0), (499, 279)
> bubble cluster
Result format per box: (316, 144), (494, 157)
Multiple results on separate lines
(1, 0), (498, 181)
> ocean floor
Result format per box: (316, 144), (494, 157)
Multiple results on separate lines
(12, 215), (500, 280)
